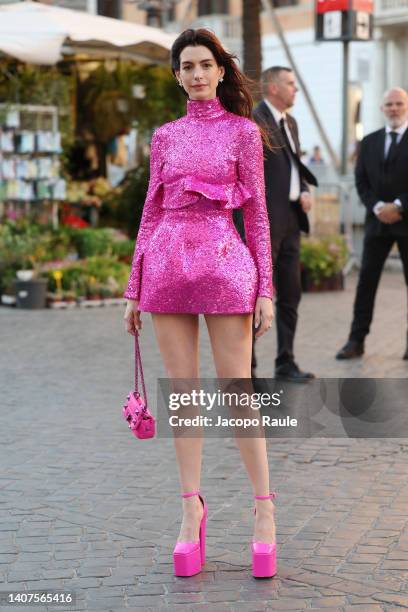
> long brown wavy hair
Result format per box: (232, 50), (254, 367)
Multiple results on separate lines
(170, 28), (272, 150)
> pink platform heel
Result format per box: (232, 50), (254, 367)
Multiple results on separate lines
(173, 490), (208, 577)
(251, 492), (277, 578)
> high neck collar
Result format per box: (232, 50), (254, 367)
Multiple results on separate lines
(186, 96), (226, 119)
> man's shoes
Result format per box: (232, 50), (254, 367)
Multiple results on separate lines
(335, 340), (364, 360)
(275, 362), (315, 383)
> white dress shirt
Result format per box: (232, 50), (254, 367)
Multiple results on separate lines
(263, 98), (301, 201)
(373, 119), (408, 216)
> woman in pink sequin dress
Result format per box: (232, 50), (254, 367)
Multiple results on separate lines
(124, 29), (277, 578)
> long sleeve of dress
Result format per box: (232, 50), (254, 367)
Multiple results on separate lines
(124, 129), (164, 300)
(238, 121), (274, 299)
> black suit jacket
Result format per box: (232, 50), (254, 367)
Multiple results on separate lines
(252, 100), (317, 237)
(355, 127), (408, 237)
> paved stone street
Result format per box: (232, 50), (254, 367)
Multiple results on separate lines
(1, 270), (408, 611)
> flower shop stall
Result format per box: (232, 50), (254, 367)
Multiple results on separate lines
(0, 1), (178, 228)
(0, 104), (65, 227)
(0, 2), (185, 309)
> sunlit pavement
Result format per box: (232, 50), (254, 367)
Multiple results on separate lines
(0, 270), (407, 610)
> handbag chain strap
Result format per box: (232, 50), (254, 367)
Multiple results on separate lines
(134, 331), (148, 404)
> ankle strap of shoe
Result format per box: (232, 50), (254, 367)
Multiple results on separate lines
(181, 491), (200, 498)
(254, 492), (277, 500)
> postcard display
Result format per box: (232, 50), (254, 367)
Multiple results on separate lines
(0, 105), (66, 223)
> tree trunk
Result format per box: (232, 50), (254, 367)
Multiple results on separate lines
(242, 0), (262, 100)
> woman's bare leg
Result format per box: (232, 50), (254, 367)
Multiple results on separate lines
(151, 313), (204, 542)
(204, 313), (276, 543)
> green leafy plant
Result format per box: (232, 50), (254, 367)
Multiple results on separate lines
(0, 220), (52, 273)
(42, 256), (129, 299)
(0, 64), (76, 163)
(76, 61), (184, 174)
(111, 238), (135, 262)
(300, 235), (349, 285)
(99, 162), (149, 237)
(77, 63), (184, 143)
(70, 227), (116, 258)
(0, 221), (133, 297)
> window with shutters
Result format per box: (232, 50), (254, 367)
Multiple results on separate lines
(165, 5), (176, 21)
(271, 0), (299, 7)
(97, 0), (121, 18)
(198, 0), (229, 16)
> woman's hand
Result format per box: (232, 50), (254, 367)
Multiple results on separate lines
(254, 296), (274, 338)
(124, 299), (142, 336)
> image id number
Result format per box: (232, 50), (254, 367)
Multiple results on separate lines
(1, 591), (74, 605)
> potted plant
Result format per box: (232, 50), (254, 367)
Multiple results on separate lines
(300, 235), (349, 292)
(62, 290), (77, 307)
(47, 291), (65, 308)
(7, 226), (50, 309)
(0, 268), (17, 305)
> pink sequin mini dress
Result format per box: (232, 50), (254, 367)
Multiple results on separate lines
(124, 97), (273, 313)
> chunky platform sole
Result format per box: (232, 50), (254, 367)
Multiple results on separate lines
(251, 544), (277, 578)
(173, 546), (202, 576)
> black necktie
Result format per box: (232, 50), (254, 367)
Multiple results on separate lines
(385, 131), (398, 167)
(277, 116), (318, 188)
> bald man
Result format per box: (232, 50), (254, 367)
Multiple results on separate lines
(337, 88), (408, 360)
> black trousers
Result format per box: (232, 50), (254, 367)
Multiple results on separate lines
(252, 207), (301, 371)
(272, 228), (301, 367)
(349, 234), (408, 342)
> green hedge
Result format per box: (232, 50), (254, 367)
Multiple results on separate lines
(0, 220), (134, 296)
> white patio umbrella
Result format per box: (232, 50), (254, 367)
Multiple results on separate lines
(0, 1), (176, 65)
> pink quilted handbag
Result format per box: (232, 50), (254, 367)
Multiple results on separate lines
(122, 332), (155, 439)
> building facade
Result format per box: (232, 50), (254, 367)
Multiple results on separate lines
(123, 0), (407, 163)
(0, 0), (122, 17)
(120, 0), (406, 161)
(2, 0), (407, 159)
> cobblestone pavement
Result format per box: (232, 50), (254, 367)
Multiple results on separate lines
(0, 271), (408, 611)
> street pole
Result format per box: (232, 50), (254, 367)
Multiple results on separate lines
(341, 40), (349, 175)
(87, 0), (97, 14)
(340, 40), (358, 269)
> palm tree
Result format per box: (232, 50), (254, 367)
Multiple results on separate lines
(242, 0), (262, 99)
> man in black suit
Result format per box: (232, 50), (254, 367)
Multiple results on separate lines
(336, 88), (408, 361)
(252, 66), (318, 381)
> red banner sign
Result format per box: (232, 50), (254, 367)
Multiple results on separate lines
(316, 0), (373, 12)
(352, 0), (373, 11)
(316, 0), (349, 13)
